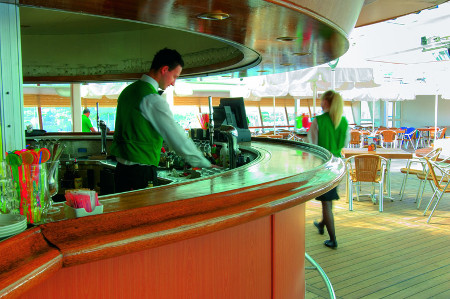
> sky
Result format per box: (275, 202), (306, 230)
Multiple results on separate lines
(338, 2), (450, 85)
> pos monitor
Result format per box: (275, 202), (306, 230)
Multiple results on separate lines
(213, 97), (251, 142)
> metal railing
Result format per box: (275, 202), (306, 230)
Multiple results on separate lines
(305, 252), (336, 299)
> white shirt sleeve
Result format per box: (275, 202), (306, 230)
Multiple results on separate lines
(308, 119), (319, 145)
(139, 94), (211, 168)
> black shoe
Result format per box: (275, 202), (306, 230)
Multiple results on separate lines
(324, 240), (338, 249)
(314, 221), (324, 235)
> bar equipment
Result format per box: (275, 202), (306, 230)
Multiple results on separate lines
(208, 96), (214, 146)
(219, 125), (238, 169)
(100, 120), (107, 155)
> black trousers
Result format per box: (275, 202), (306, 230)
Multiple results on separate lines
(114, 162), (157, 193)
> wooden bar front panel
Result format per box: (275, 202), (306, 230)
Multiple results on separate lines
(273, 204), (306, 299)
(19, 204), (306, 299)
(20, 216), (273, 298)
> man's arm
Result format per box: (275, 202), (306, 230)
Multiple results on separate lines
(140, 95), (211, 168)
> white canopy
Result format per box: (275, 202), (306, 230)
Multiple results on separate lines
(243, 66), (376, 98)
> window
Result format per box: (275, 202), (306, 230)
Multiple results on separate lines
(24, 107), (39, 130)
(23, 83), (72, 131)
(85, 107), (117, 131)
(343, 106), (354, 125)
(41, 107), (73, 132)
(260, 106), (288, 128)
(172, 106), (200, 129)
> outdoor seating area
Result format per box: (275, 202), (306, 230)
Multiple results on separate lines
(348, 126), (447, 150)
(312, 144), (450, 297)
(305, 157), (450, 298)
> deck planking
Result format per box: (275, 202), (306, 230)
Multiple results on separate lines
(305, 159), (450, 298)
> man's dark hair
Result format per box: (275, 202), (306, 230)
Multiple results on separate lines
(150, 48), (184, 71)
(83, 108), (90, 114)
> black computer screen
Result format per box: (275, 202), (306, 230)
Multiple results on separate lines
(213, 97), (249, 129)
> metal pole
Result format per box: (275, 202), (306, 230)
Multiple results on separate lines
(434, 93), (438, 145)
(273, 96), (276, 133)
(372, 100), (375, 130)
(313, 82), (317, 117)
(96, 102), (100, 130)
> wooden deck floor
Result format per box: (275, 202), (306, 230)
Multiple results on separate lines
(305, 159), (450, 299)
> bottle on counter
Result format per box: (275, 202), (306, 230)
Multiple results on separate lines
(73, 159), (83, 189)
(220, 143), (229, 168)
(62, 161), (74, 189)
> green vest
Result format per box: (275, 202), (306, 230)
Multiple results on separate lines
(82, 114), (93, 132)
(110, 80), (163, 165)
(316, 112), (348, 158)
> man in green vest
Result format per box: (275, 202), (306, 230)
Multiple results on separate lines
(110, 48), (211, 192)
(82, 108), (96, 132)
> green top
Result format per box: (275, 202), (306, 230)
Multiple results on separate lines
(82, 114), (93, 132)
(316, 112), (348, 158)
(110, 80), (163, 166)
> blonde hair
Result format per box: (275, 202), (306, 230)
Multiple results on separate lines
(322, 90), (343, 129)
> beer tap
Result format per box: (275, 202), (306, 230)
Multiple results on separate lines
(219, 124), (238, 169)
(208, 96), (214, 145)
(100, 120), (107, 155)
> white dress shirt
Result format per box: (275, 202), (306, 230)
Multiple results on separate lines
(117, 75), (211, 168)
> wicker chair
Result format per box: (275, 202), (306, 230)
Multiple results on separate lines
(346, 154), (388, 212)
(348, 130), (363, 148)
(415, 154), (450, 209)
(422, 158), (450, 223)
(398, 147), (442, 201)
(379, 130), (397, 148)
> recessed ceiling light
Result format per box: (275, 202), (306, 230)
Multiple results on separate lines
(257, 70), (269, 73)
(293, 52), (311, 56)
(276, 37), (297, 42)
(197, 11), (230, 20)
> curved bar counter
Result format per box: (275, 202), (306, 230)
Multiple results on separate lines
(0, 139), (345, 298)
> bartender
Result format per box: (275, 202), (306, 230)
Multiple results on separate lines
(82, 108), (96, 132)
(110, 48), (211, 192)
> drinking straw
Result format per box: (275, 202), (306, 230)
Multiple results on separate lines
(20, 150), (35, 165)
(21, 164), (33, 223)
(6, 153), (22, 212)
(38, 148), (51, 163)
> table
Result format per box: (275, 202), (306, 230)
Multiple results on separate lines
(341, 148), (413, 159)
(417, 127), (439, 148)
(341, 148), (413, 201)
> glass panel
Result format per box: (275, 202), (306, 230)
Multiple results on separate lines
(86, 107), (117, 131)
(245, 107), (261, 133)
(41, 107), (72, 132)
(24, 107), (39, 130)
(343, 106), (354, 125)
(172, 106), (200, 129)
(386, 102), (393, 127)
(260, 107), (288, 128)
(360, 101), (371, 120)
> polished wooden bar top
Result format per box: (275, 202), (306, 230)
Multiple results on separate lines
(0, 139), (345, 298)
(341, 148), (413, 159)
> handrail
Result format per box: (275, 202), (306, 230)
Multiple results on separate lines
(305, 252), (336, 299)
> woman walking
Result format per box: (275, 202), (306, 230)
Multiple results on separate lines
(308, 90), (349, 249)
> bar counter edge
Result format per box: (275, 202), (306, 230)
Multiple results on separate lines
(0, 138), (346, 299)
